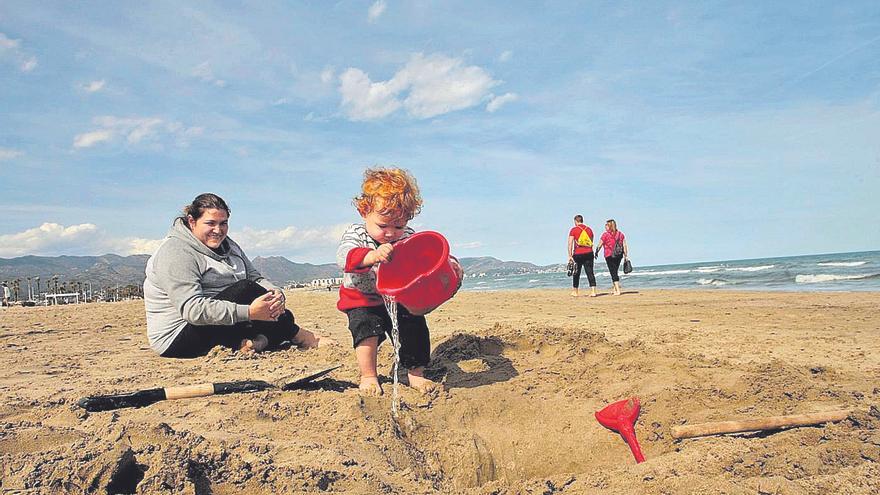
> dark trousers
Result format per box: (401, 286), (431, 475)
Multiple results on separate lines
(605, 255), (624, 282)
(345, 305), (431, 369)
(572, 253), (596, 288)
(161, 280), (299, 358)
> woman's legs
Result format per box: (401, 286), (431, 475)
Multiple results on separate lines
(605, 255), (623, 295)
(161, 280), (300, 358)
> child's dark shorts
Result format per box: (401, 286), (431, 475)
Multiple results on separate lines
(345, 305), (431, 369)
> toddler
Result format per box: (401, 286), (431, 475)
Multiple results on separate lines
(336, 167), (441, 396)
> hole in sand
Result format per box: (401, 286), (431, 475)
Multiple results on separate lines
(404, 330), (643, 490)
(105, 452), (146, 495)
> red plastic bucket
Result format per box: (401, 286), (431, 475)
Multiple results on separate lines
(376, 231), (461, 315)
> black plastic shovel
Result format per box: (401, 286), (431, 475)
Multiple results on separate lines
(77, 365), (341, 412)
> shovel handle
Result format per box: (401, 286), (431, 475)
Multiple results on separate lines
(164, 383), (215, 400)
(77, 380), (274, 412)
(671, 409), (852, 439)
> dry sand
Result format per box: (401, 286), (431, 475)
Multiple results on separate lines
(1, 288), (879, 494)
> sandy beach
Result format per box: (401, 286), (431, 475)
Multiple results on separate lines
(1, 288), (878, 494)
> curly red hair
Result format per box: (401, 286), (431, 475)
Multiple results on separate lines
(353, 167), (423, 220)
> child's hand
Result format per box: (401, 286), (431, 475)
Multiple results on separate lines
(367, 243), (394, 265)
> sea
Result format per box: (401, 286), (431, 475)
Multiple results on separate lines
(460, 250), (880, 293)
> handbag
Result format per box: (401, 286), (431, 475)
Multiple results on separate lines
(623, 258), (633, 274)
(566, 259), (575, 277)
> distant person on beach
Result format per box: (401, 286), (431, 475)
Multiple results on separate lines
(568, 215), (597, 297)
(144, 193), (324, 358)
(596, 219), (629, 296)
(337, 167), (459, 396)
(1, 282), (9, 307)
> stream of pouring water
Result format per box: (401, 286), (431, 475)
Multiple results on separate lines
(382, 294), (401, 418)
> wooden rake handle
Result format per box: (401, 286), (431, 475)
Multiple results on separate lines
(671, 409), (852, 439)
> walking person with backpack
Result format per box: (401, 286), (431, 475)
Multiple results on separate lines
(567, 215), (597, 297)
(596, 219), (629, 296)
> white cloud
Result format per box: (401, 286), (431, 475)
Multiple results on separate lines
(486, 92), (518, 112)
(400, 54), (500, 118)
(0, 32), (37, 73)
(368, 0), (387, 23)
(83, 79), (106, 93)
(73, 130), (113, 148)
(119, 237), (164, 256)
(0, 148), (24, 161)
(0, 223), (98, 257)
(233, 224), (349, 255)
(192, 61), (226, 87)
(499, 50), (513, 62)
(20, 56), (37, 72)
(339, 68), (404, 120)
(320, 67), (335, 84)
(0, 222), (351, 258)
(0, 33), (20, 49)
(339, 53), (503, 120)
(73, 116), (202, 149)
(455, 241), (484, 249)
(0, 222), (164, 257)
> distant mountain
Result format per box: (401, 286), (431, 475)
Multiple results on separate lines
(251, 256), (340, 284)
(458, 256), (563, 276)
(0, 253), (561, 289)
(0, 254), (150, 288)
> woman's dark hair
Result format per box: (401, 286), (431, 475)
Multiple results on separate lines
(177, 193), (230, 224)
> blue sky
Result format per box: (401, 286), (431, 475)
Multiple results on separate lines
(1, 1), (878, 266)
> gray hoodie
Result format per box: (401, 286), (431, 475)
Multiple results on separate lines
(144, 218), (278, 354)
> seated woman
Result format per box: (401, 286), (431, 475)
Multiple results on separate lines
(144, 193), (323, 358)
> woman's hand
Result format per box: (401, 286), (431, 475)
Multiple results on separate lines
(248, 292), (286, 321)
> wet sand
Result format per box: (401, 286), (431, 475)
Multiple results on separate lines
(1, 289), (878, 494)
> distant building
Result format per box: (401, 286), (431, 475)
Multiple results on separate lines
(310, 277), (343, 288)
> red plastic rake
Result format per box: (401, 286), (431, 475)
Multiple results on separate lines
(595, 397), (646, 463)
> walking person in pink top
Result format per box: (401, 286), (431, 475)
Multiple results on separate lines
(595, 219), (629, 296)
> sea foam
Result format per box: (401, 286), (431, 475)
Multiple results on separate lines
(725, 265), (774, 272)
(795, 273), (877, 284)
(816, 261), (867, 267)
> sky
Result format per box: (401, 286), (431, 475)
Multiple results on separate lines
(1, 1), (879, 267)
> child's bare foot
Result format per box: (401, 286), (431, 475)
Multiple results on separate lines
(408, 372), (443, 394)
(359, 376), (383, 396)
(569, 290), (579, 297)
(239, 334), (268, 354)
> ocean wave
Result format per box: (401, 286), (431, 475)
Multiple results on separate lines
(528, 279), (539, 283)
(795, 273), (880, 284)
(695, 266), (722, 273)
(632, 269), (691, 276)
(725, 265), (775, 272)
(816, 261), (867, 267)
(696, 278), (727, 286)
